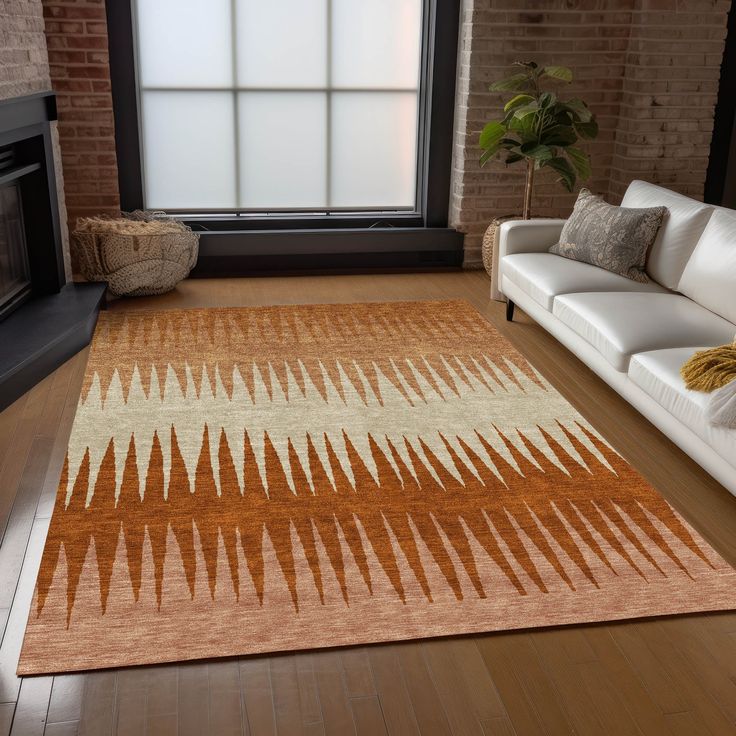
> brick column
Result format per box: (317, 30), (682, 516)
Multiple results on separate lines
(607, 0), (729, 202)
(42, 0), (120, 268)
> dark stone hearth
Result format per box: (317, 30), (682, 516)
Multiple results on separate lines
(0, 282), (105, 411)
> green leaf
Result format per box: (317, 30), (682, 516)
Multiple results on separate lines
(480, 148), (497, 166)
(505, 153), (524, 165)
(538, 91), (557, 108)
(540, 124), (578, 147)
(512, 102), (539, 119)
(541, 66), (573, 83)
(566, 146), (591, 179)
(503, 94), (535, 113)
(489, 73), (532, 93)
(574, 119), (599, 139)
(543, 156), (576, 191)
(499, 109), (515, 128)
(520, 142), (554, 162)
(508, 114), (538, 141)
(562, 98), (593, 123)
(479, 121), (506, 150)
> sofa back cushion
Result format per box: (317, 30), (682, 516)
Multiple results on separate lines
(678, 208), (736, 325)
(621, 180), (714, 290)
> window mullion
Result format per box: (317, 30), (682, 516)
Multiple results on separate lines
(230, 0), (241, 208)
(326, 0), (332, 209)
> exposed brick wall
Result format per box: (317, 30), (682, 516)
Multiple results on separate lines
(0, 0), (51, 98)
(451, 0), (730, 268)
(0, 0), (72, 280)
(607, 2), (729, 202)
(42, 0), (120, 264)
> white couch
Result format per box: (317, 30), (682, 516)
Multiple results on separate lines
(496, 180), (736, 495)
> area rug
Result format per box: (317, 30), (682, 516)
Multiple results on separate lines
(18, 300), (736, 674)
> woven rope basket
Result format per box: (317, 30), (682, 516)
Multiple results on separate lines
(481, 215), (517, 277)
(482, 215), (518, 301)
(73, 215), (199, 297)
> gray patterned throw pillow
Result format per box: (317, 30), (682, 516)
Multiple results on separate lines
(550, 188), (667, 282)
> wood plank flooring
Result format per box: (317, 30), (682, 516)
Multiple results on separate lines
(0, 270), (734, 735)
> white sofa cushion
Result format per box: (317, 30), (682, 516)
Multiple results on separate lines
(501, 253), (668, 311)
(629, 347), (736, 466)
(621, 180), (714, 290)
(678, 209), (736, 325)
(552, 292), (736, 372)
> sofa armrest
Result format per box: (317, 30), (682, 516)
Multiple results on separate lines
(497, 218), (567, 259)
(490, 219), (566, 302)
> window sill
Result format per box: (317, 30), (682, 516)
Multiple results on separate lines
(192, 226), (464, 275)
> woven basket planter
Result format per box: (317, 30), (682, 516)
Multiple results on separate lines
(73, 215), (199, 297)
(482, 215), (518, 302)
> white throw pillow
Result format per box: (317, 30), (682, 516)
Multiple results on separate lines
(621, 180), (714, 290)
(678, 209), (736, 325)
(707, 378), (736, 429)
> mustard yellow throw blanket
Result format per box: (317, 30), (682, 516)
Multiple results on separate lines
(681, 340), (736, 428)
(681, 341), (736, 392)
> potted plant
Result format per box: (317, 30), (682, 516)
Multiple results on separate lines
(479, 61), (599, 219)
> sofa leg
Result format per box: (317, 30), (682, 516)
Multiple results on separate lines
(506, 300), (515, 322)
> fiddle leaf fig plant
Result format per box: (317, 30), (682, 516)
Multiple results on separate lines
(479, 61), (599, 219)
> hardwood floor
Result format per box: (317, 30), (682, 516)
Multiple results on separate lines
(0, 270), (734, 735)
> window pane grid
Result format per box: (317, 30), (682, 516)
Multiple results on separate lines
(134, 0), (422, 212)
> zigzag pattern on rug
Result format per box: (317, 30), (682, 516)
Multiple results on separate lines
(38, 419), (710, 624)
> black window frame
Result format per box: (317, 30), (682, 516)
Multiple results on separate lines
(106, 0), (463, 272)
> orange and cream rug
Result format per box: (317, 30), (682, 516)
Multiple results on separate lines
(18, 300), (736, 674)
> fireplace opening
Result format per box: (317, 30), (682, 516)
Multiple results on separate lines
(0, 152), (32, 319)
(0, 93), (68, 324)
(0, 138), (51, 322)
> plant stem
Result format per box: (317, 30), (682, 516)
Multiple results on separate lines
(523, 159), (534, 219)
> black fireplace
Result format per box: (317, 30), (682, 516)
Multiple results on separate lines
(0, 93), (106, 411)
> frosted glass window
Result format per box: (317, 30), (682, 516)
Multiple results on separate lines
(331, 93), (417, 208)
(239, 93), (327, 208)
(134, 0), (423, 210)
(136, 0), (232, 88)
(332, 0), (422, 88)
(142, 92), (236, 209)
(236, 0), (327, 87)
